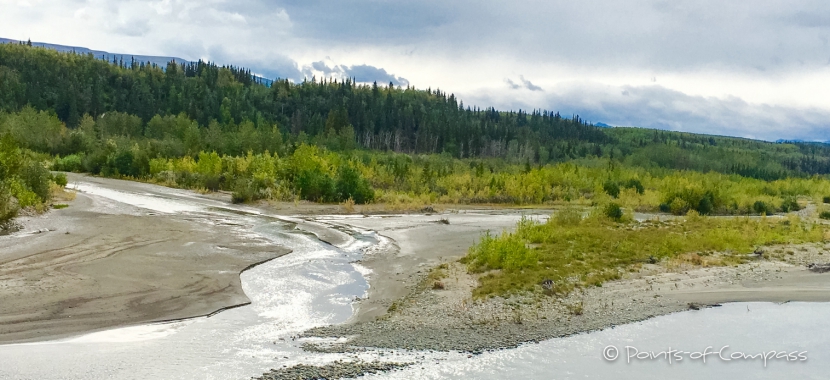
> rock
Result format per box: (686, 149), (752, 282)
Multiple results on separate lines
(807, 263), (830, 273)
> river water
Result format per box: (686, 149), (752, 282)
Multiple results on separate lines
(0, 179), (828, 379)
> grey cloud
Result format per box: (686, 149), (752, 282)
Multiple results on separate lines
(263, 1), (830, 72)
(274, 0), (452, 42)
(520, 76), (542, 91)
(465, 83), (830, 142)
(506, 76), (543, 91)
(786, 11), (830, 28)
(547, 84), (830, 141)
(199, 44), (303, 81)
(110, 19), (150, 37)
(346, 64), (409, 86)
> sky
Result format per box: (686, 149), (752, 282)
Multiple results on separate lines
(2, 0), (830, 141)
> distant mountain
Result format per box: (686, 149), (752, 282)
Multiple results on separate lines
(0, 38), (273, 86)
(0, 38), (189, 68)
(594, 122), (613, 128)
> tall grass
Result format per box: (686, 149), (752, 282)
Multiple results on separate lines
(463, 210), (826, 297)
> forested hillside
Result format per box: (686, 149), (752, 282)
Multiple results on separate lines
(4, 42), (830, 224)
(3, 42), (830, 181)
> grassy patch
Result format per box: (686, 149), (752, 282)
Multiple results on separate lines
(463, 210), (826, 297)
(52, 204), (69, 209)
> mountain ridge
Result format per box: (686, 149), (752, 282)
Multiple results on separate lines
(0, 37), (273, 85)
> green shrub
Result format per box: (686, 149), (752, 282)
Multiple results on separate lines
(602, 181), (620, 198)
(202, 175), (221, 192)
(753, 200), (775, 215)
(335, 163), (373, 204)
(52, 154), (83, 172)
(108, 149), (137, 177)
(820, 211), (830, 220)
(296, 169), (335, 202)
(824, 196), (830, 204)
(623, 178), (645, 194)
(697, 196), (713, 215)
(669, 197), (690, 215)
(21, 161), (51, 201)
(780, 197), (800, 213)
(604, 203), (623, 221)
(231, 180), (256, 204)
(52, 172), (67, 187)
(0, 181), (18, 223)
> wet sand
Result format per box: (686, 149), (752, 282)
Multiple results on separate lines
(0, 175), (289, 344)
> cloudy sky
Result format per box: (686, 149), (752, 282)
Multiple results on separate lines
(2, 0), (830, 141)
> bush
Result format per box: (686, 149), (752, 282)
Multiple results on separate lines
(602, 181), (620, 198)
(108, 149), (137, 177)
(821, 211), (830, 220)
(604, 203), (623, 221)
(21, 161), (51, 201)
(296, 169), (335, 202)
(780, 197), (800, 213)
(52, 172), (68, 187)
(82, 149), (109, 174)
(202, 175), (221, 192)
(659, 203), (671, 213)
(697, 196), (713, 215)
(231, 180), (256, 204)
(753, 200), (775, 215)
(824, 196), (830, 204)
(623, 178), (645, 194)
(52, 154), (83, 172)
(669, 197), (690, 215)
(335, 163), (374, 204)
(0, 181), (18, 223)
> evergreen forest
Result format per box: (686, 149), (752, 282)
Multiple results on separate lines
(4, 42), (830, 226)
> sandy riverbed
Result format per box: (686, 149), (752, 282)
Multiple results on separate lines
(5, 174), (830, 365)
(0, 175), (290, 344)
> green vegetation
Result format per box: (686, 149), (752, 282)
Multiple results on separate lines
(463, 211), (826, 297)
(3, 42), (830, 225)
(603, 203), (624, 221)
(3, 42), (830, 181)
(0, 134), (61, 226)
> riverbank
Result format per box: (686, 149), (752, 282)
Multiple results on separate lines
(304, 212), (830, 353)
(0, 174), (290, 344)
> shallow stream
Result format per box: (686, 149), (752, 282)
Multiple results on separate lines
(0, 179), (827, 379)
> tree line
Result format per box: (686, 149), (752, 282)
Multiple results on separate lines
(2, 41), (830, 192)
